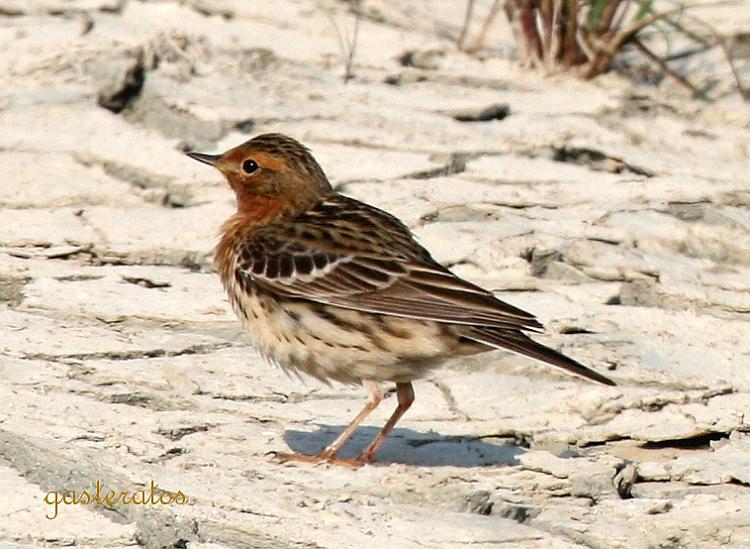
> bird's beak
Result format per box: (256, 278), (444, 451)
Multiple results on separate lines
(186, 152), (222, 168)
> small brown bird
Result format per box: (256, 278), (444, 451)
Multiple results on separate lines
(187, 133), (615, 467)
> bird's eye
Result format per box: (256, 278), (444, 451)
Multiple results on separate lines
(241, 159), (259, 174)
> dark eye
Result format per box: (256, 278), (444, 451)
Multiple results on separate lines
(241, 159), (258, 174)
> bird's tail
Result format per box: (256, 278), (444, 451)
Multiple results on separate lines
(462, 327), (616, 386)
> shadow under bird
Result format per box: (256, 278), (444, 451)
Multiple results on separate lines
(187, 133), (615, 467)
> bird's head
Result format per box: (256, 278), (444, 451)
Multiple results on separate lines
(187, 133), (332, 215)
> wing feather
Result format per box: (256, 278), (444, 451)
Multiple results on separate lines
(461, 327), (615, 386)
(234, 195), (543, 332)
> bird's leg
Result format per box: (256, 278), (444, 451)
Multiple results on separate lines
(357, 382), (414, 463)
(317, 380), (384, 460)
(272, 380), (384, 467)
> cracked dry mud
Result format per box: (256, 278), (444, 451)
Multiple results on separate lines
(1, 1), (750, 548)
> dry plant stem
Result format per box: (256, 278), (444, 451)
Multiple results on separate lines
(610, 0), (631, 35)
(345, 9), (360, 82)
(457, 0), (476, 50)
(504, 1), (541, 65)
(683, 14), (749, 100)
(664, 15), (711, 48)
(718, 37), (749, 99)
(664, 44), (712, 62)
(540, 0), (553, 55)
(599, 0), (622, 39)
(520, 2), (543, 64)
(580, 8), (683, 79)
(632, 37), (701, 96)
(608, 9), (684, 58)
(505, 1), (700, 81)
(329, 5), (360, 83)
(576, 25), (598, 64)
(542, 0), (563, 69)
(466, 0), (502, 53)
(561, 0), (580, 67)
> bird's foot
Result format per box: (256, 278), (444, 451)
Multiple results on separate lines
(268, 451), (368, 468)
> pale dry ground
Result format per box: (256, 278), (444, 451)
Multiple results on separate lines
(1, 1), (750, 548)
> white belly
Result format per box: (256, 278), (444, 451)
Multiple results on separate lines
(227, 282), (451, 384)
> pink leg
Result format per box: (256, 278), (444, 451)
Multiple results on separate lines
(318, 380), (384, 459)
(357, 382), (414, 463)
(272, 380), (384, 467)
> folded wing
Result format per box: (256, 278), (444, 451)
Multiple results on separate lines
(234, 195), (542, 332)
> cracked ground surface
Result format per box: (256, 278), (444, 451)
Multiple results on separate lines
(1, 1), (750, 548)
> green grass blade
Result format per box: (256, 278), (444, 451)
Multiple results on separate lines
(634, 0), (654, 20)
(587, 0), (610, 29)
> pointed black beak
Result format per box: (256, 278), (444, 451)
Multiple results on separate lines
(186, 152), (222, 167)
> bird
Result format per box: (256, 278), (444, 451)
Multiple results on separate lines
(186, 133), (615, 467)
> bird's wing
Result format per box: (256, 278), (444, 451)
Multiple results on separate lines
(234, 195), (543, 332)
(461, 327), (616, 386)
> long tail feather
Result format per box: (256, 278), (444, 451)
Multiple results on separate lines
(464, 328), (616, 386)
